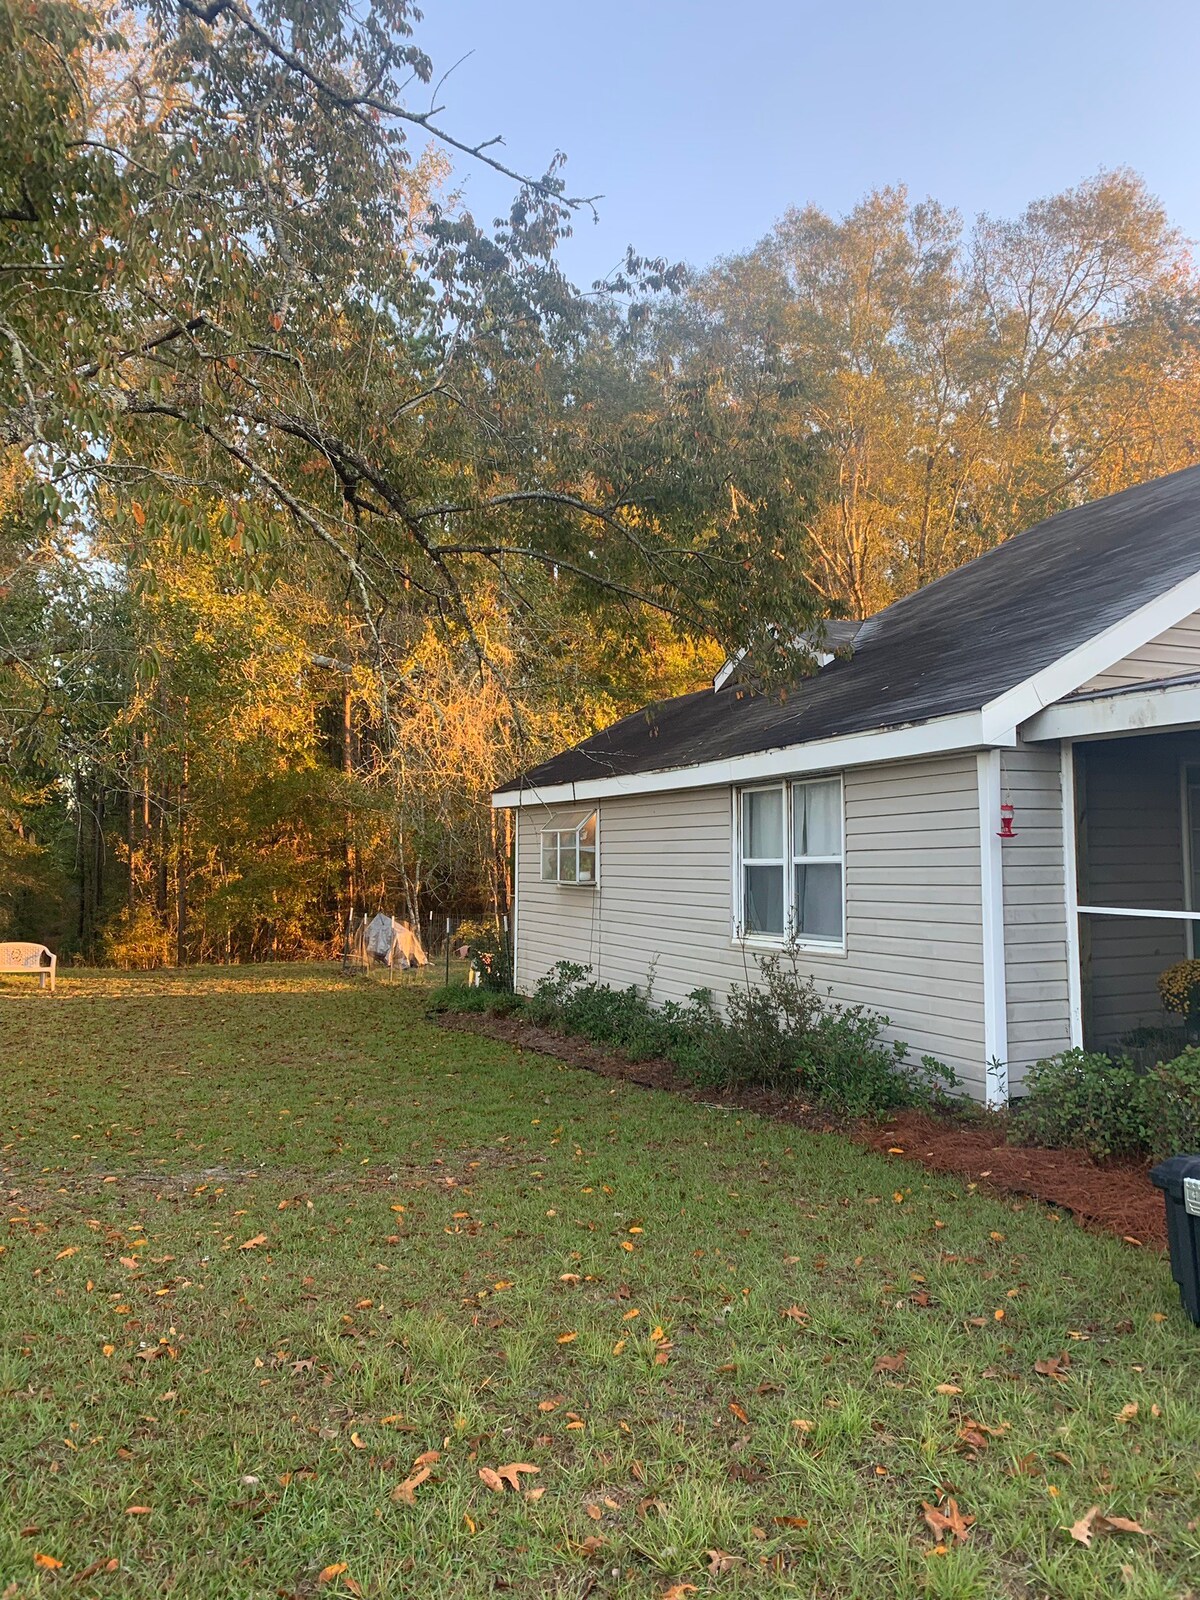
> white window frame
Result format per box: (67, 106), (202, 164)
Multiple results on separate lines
(733, 774), (846, 952)
(539, 810), (599, 887)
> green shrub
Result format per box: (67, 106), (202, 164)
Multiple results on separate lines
(1144, 1047), (1200, 1155)
(522, 953), (956, 1116)
(1012, 1049), (1153, 1161)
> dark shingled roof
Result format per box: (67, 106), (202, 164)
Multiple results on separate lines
(499, 465), (1200, 794)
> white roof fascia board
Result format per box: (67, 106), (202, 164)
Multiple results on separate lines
(1021, 680), (1200, 743)
(492, 708), (1014, 809)
(980, 568), (1200, 741)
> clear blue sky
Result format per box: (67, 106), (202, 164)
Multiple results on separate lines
(412, 0), (1200, 287)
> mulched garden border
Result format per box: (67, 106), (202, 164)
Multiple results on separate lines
(435, 1008), (1167, 1249)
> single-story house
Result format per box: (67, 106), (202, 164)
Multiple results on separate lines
(493, 465), (1200, 1106)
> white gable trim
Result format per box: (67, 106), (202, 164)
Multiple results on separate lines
(493, 709), (1014, 809)
(981, 568), (1200, 741)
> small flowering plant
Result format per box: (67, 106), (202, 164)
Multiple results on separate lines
(1157, 958), (1200, 1018)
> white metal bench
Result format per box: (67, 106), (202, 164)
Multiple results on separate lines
(1, 941), (57, 992)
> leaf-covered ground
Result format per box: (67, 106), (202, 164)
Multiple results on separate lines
(1, 966), (1197, 1600)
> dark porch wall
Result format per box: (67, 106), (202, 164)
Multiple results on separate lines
(1077, 733), (1200, 1047)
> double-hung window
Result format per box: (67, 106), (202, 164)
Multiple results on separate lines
(540, 811), (598, 886)
(738, 776), (844, 946)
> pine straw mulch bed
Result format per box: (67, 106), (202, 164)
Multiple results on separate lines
(435, 1009), (1167, 1250)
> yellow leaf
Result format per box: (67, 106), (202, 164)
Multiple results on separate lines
(611, 1339), (626, 1356)
(34, 1553), (63, 1570)
(55, 1247), (77, 1260)
(556, 1331), (577, 1344)
(622, 1308), (640, 1321)
(317, 1563), (348, 1584)
(239, 1234), (267, 1251)
(350, 1432), (366, 1450)
(464, 1513), (476, 1534)
(493, 1280), (513, 1291)
(102, 1344), (115, 1358)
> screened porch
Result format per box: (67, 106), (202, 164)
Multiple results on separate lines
(1070, 732), (1200, 1056)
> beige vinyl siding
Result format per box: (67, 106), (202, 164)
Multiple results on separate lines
(999, 744), (1073, 1088)
(1078, 736), (1189, 1044)
(1079, 610), (1200, 692)
(514, 753), (989, 1095)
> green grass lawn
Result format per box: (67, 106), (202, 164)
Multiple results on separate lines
(1, 965), (1198, 1600)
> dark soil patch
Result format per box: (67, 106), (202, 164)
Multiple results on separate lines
(436, 1010), (1167, 1249)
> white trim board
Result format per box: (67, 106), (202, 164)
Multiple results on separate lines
(1020, 679), (1200, 743)
(977, 749), (1009, 1108)
(494, 709), (1015, 810)
(1060, 741), (1084, 1049)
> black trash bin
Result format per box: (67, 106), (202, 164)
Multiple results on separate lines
(1149, 1154), (1200, 1325)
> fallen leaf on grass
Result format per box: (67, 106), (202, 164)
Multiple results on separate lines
(124, 1506), (152, 1516)
(1034, 1352), (1071, 1382)
(922, 1498), (975, 1543)
(579, 1534), (606, 1556)
(873, 1351), (907, 1375)
(556, 1331), (577, 1344)
(390, 1466), (431, 1505)
(238, 1234), (268, 1251)
(1068, 1507), (1149, 1546)
(478, 1463), (540, 1492)
(706, 1549), (742, 1574)
(773, 1515), (809, 1528)
(75, 1558), (119, 1580)
(33, 1553), (63, 1570)
(317, 1563), (347, 1585)
(728, 1402), (749, 1424)
(349, 1432), (366, 1450)
(661, 1587), (698, 1599)
(934, 1383), (962, 1395)
(1115, 1403), (1139, 1424)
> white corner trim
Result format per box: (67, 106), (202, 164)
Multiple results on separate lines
(511, 806), (520, 992)
(1059, 740), (1084, 1049)
(493, 709), (1015, 809)
(977, 749), (1009, 1108)
(1020, 678), (1200, 743)
(982, 567), (1200, 739)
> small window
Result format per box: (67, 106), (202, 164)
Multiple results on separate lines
(540, 812), (598, 886)
(736, 775), (844, 947)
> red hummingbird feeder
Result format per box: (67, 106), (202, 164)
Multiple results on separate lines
(998, 801), (1017, 839)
